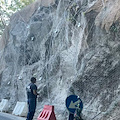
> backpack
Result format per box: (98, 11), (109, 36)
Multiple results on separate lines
(26, 84), (31, 93)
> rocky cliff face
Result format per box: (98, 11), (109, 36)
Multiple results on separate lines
(1, 0), (120, 119)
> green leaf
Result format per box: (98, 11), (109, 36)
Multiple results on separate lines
(0, 0), (35, 37)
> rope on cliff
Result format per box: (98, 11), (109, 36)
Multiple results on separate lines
(101, 0), (105, 7)
(90, 111), (102, 120)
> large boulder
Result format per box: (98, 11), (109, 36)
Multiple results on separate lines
(0, 0), (120, 120)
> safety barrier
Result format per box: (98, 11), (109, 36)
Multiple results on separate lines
(0, 99), (8, 112)
(12, 101), (28, 117)
(37, 105), (56, 120)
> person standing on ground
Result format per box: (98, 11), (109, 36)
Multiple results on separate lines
(26, 77), (39, 120)
(69, 113), (74, 120)
(74, 103), (83, 120)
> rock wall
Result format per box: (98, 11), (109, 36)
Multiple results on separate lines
(0, 0), (120, 119)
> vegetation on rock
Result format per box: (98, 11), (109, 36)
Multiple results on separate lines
(0, 0), (35, 36)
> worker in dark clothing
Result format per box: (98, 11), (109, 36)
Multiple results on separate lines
(68, 105), (83, 120)
(74, 103), (83, 120)
(69, 113), (74, 120)
(26, 77), (39, 120)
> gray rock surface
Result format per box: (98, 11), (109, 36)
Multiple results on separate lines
(0, 0), (120, 120)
